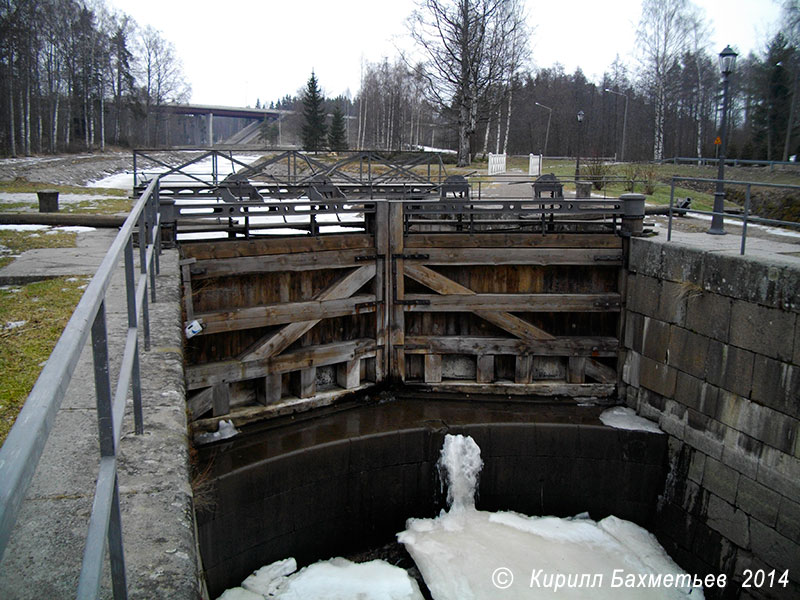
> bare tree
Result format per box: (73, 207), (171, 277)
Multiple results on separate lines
(782, 0), (800, 161)
(138, 25), (190, 146)
(407, 0), (528, 166)
(636, 0), (699, 160)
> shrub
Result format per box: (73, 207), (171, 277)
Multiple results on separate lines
(641, 166), (658, 195)
(585, 158), (611, 190)
(621, 163), (640, 192)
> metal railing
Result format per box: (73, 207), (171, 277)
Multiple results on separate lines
(403, 197), (628, 234)
(0, 178), (163, 599)
(667, 177), (800, 255)
(169, 198), (378, 239)
(133, 149), (450, 194)
(661, 156), (800, 170)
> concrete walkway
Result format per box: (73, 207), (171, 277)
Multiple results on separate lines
(0, 231), (202, 599)
(647, 213), (800, 267)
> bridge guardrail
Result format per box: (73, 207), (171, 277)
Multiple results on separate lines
(0, 178), (163, 599)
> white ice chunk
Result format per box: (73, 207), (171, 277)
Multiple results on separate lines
(273, 557), (424, 600)
(195, 419), (239, 444)
(216, 587), (263, 600)
(399, 433), (698, 599)
(242, 558), (297, 596)
(600, 406), (664, 434)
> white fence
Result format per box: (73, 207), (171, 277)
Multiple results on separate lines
(488, 153), (506, 175)
(529, 153), (543, 176)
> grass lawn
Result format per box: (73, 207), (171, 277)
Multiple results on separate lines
(0, 276), (89, 445)
(0, 177), (132, 217)
(447, 157), (800, 214)
(0, 179), (126, 197)
(0, 229), (78, 269)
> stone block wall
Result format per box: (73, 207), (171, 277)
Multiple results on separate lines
(622, 238), (800, 600)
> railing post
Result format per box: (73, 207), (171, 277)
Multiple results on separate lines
(149, 181), (158, 303)
(138, 207), (151, 352)
(668, 180), (675, 241)
(83, 301), (128, 600)
(124, 238), (144, 435)
(741, 183), (751, 255)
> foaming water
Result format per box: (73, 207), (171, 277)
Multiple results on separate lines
(437, 434), (483, 512)
(398, 434), (703, 600)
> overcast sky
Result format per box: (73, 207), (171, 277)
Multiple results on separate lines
(105, 0), (784, 107)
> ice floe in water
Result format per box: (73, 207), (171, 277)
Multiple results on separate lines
(217, 557), (424, 600)
(398, 434), (700, 599)
(195, 419), (239, 444)
(600, 406), (664, 434)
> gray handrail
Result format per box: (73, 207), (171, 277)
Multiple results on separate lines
(0, 177), (163, 599)
(667, 177), (800, 255)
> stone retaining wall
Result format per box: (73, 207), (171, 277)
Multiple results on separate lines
(622, 238), (799, 599)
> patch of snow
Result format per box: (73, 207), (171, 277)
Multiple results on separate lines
(0, 224), (49, 231)
(4, 320), (27, 330)
(53, 226), (96, 233)
(600, 406), (664, 434)
(683, 212), (800, 240)
(89, 153), (263, 190)
(86, 172), (135, 190)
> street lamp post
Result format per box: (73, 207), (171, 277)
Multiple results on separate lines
(604, 88), (629, 162)
(534, 102), (552, 156)
(575, 110), (584, 183)
(708, 45), (738, 235)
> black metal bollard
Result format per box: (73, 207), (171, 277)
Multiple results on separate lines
(37, 190), (59, 212)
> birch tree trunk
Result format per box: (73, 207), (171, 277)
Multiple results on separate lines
(503, 88), (512, 154)
(653, 84), (665, 161)
(495, 105), (501, 154)
(51, 94), (60, 153)
(9, 61), (16, 157)
(100, 81), (105, 152)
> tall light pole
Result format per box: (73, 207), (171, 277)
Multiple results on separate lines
(604, 88), (628, 162)
(575, 110), (584, 183)
(534, 102), (552, 156)
(708, 45), (738, 235)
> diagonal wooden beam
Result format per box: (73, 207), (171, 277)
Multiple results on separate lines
(403, 264), (555, 341)
(585, 358), (617, 383)
(239, 264), (376, 362)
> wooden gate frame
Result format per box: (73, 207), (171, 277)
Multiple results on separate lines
(184, 199), (624, 428)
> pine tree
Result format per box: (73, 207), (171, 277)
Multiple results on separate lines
(301, 71), (328, 151)
(328, 105), (348, 151)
